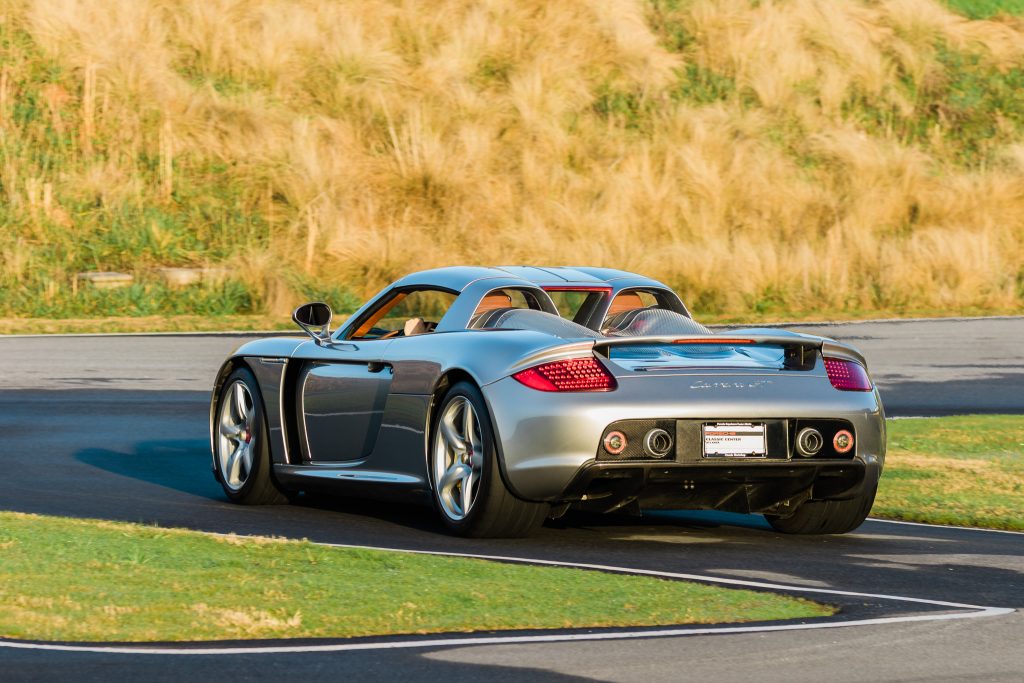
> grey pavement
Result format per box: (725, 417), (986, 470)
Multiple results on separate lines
(1, 316), (1022, 415)
(1, 317), (1022, 682)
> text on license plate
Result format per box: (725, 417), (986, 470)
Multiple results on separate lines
(702, 422), (767, 458)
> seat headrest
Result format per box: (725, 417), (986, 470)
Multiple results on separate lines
(404, 317), (428, 336)
(475, 292), (514, 315)
(607, 292), (646, 317)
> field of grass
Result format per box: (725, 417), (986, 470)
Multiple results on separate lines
(944, 0), (1024, 19)
(0, 314), (295, 335)
(1, 0), (1024, 324)
(0, 512), (830, 642)
(874, 414), (1024, 530)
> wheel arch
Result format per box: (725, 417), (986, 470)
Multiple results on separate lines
(425, 368), (538, 503)
(210, 357), (250, 475)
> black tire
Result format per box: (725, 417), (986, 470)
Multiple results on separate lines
(213, 366), (288, 505)
(429, 382), (548, 538)
(765, 485), (877, 535)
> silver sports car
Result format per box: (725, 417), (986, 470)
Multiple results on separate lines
(210, 266), (884, 537)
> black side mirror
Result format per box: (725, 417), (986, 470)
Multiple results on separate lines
(293, 302), (333, 345)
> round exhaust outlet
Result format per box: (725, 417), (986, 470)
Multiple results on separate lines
(795, 427), (824, 457)
(644, 428), (673, 458)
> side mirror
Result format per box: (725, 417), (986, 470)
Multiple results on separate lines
(293, 302), (333, 345)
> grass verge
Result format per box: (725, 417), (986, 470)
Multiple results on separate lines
(875, 415), (1024, 530)
(0, 315), (295, 335)
(0, 512), (830, 643)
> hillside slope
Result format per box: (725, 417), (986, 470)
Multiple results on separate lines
(1, 0), (1023, 319)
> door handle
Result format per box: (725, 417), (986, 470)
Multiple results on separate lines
(367, 361), (389, 373)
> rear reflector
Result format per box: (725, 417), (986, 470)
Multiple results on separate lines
(671, 338), (754, 345)
(823, 358), (872, 391)
(513, 357), (617, 392)
(833, 429), (854, 454)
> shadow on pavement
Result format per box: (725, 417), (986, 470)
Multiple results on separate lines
(76, 439), (224, 500)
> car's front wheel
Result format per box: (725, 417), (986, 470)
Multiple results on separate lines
(214, 366), (287, 505)
(765, 484), (877, 534)
(430, 382), (548, 537)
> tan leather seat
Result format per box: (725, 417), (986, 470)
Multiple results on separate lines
(404, 317), (428, 336)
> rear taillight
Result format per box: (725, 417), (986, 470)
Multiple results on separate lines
(823, 358), (872, 391)
(512, 357), (617, 392)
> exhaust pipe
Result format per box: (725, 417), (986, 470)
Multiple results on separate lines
(796, 427), (823, 457)
(644, 428), (673, 458)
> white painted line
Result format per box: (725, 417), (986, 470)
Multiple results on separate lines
(867, 517), (1024, 536)
(0, 609), (1012, 656)
(0, 537), (1014, 656)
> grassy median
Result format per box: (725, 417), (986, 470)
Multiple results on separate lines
(0, 512), (830, 643)
(874, 415), (1024, 530)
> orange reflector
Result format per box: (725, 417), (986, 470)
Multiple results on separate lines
(833, 430), (854, 454)
(603, 431), (627, 455)
(671, 338), (755, 345)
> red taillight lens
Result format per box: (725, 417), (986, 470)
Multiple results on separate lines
(512, 357), (617, 392)
(823, 358), (872, 391)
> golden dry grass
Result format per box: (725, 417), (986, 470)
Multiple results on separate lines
(1, 0), (1023, 317)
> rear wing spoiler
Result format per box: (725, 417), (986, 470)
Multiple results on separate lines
(592, 334), (826, 371)
(499, 333), (867, 381)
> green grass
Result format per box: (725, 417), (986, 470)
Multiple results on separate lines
(943, 0), (1024, 19)
(0, 512), (830, 643)
(0, 315), (297, 335)
(2, 2), (1024, 322)
(874, 415), (1024, 530)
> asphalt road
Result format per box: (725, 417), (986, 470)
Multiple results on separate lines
(1, 317), (1022, 682)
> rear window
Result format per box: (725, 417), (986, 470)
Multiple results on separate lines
(545, 290), (608, 324)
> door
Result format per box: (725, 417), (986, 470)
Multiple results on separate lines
(295, 286), (458, 463)
(293, 341), (394, 463)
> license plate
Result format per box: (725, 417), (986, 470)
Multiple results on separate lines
(702, 422), (767, 458)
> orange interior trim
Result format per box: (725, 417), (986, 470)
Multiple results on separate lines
(472, 291), (513, 317)
(353, 292), (408, 338)
(606, 292), (645, 317)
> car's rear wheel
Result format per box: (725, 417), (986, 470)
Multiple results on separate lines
(765, 484), (877, 534)
(214, 366), (287, 505)
(430, 382), (548, 537)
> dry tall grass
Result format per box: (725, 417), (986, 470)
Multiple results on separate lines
(1, 0), (1023, 317)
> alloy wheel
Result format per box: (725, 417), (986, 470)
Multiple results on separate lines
(432, 396), (484, 521)
(217, 380), (256, 491)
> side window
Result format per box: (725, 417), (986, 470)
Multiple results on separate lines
(469, 288), (546, 327)
(349, 288), (457, 340)
(471, 288), (544, 316)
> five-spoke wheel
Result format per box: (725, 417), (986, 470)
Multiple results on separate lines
(217, 380), (256, 491)
(429, 382), (548, 537)
(213, 366), (287, 505)
(432, 395), (484, 521)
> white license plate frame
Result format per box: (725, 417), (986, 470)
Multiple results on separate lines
(701, 422), (767, 458)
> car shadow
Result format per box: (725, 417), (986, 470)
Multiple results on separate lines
(75, 439), (225, 500)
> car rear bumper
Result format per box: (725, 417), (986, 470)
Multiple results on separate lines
(481, 372), (885, 502)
